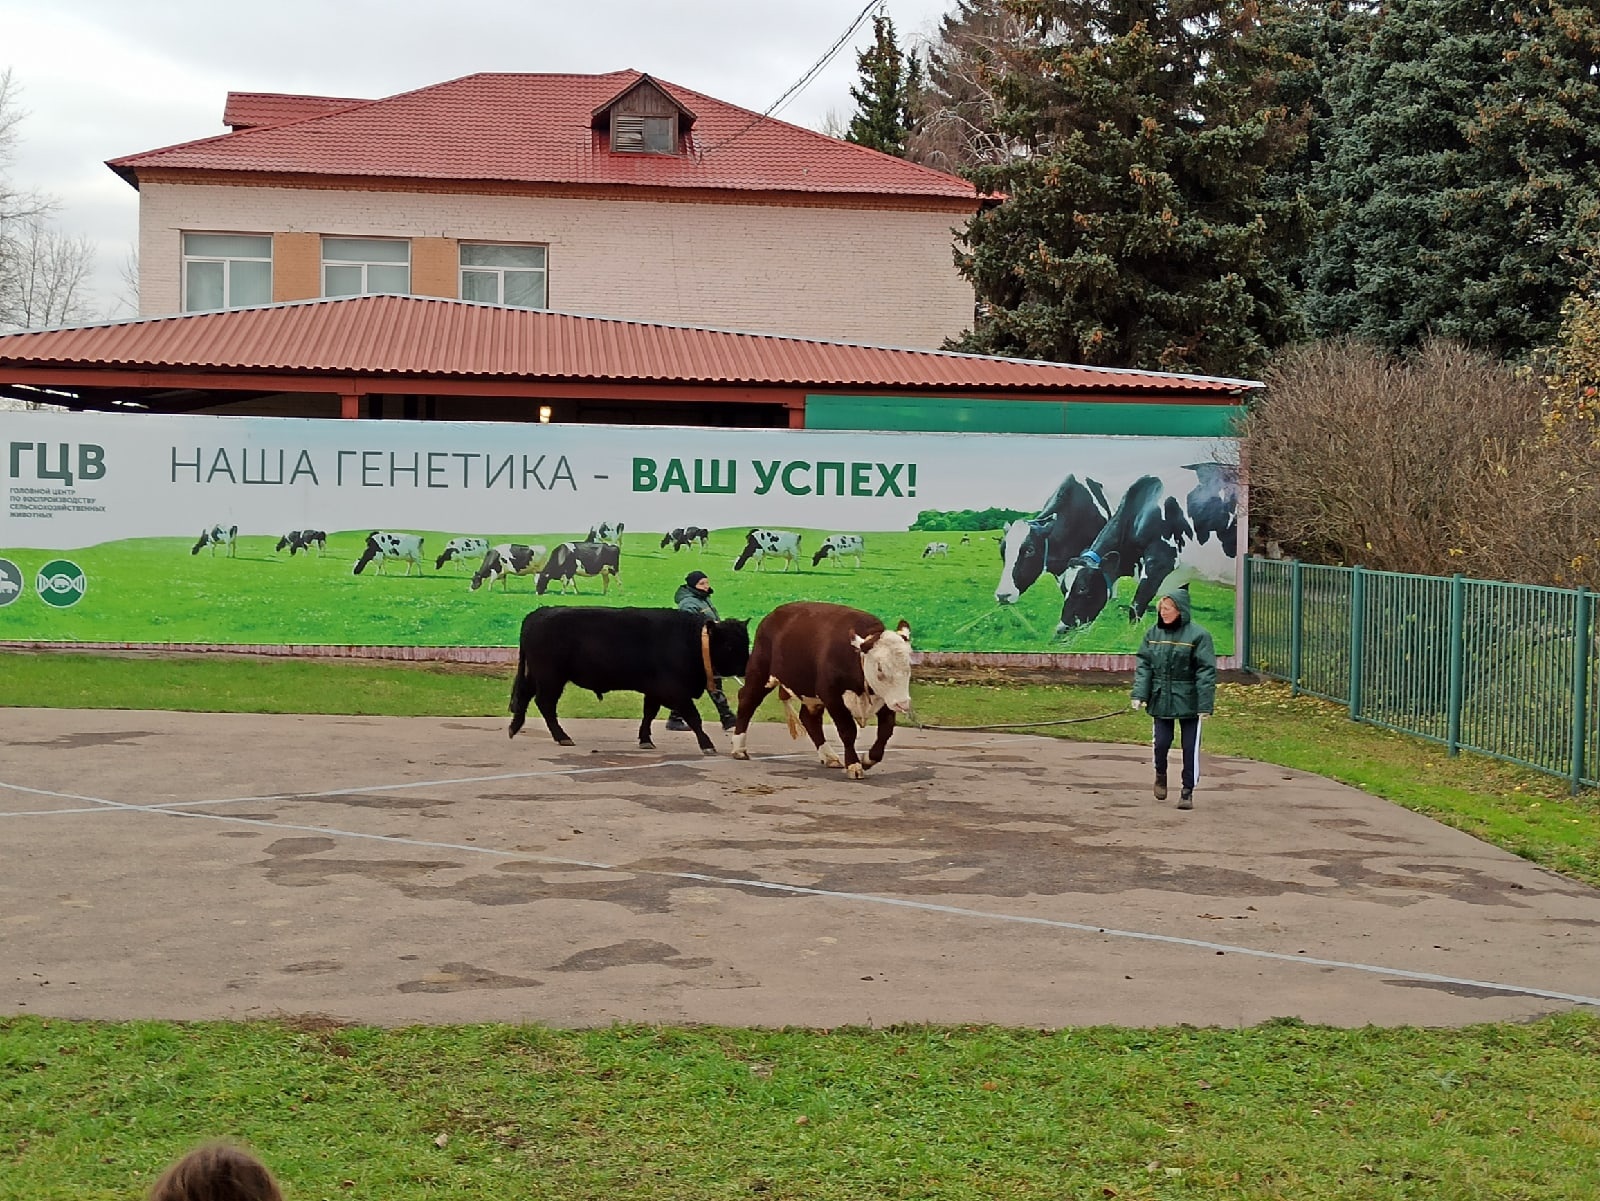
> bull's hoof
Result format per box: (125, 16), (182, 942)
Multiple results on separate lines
(557, 738), (576, 747)
(846, 762), (865, 780)
(731, 749), (751, 761)
(861, 756), (879, 770)
(700, 746), (718, 757)
(640, 739), (656, 750)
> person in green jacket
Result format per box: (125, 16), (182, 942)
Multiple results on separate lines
(664, 569), (737, 733)
(1130, 584), (1216, 810)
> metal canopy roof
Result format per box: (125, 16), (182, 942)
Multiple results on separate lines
(0, 296), (1259, 397)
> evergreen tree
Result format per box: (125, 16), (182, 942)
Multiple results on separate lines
(1303, 0), (1600, 358)
(846, 14), (921, 157)
(952, 0), (1313, 376)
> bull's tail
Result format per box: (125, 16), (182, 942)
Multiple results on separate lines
(773, 677), (801, 740)
(508, 650), (534, 738)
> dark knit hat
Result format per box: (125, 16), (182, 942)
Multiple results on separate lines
(685, 570), (709, 587)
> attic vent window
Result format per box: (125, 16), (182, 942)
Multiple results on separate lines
(613, 115), (676, 154)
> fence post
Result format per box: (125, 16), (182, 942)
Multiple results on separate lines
(1289, 559), (1303, 697)
(1573, 586), (1592, 795)
(1240, 556), (1254, 671)
(1447, 573), (1464, 757)
(1349, 566), (1365, 721)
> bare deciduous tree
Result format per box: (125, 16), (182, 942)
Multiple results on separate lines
(905, 0), (1034, 171)
(1243, 338), (1599, 589)
(1, 66), (97, 331)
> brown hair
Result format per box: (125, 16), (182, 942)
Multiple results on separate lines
(148, 1143), (283, 1201)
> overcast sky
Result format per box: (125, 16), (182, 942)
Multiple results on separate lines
(1, 0), (956, 319)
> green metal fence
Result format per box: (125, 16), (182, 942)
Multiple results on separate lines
(1244, 559), (1597, 792)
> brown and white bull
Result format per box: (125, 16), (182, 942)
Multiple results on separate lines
(730, 601), (912, 779)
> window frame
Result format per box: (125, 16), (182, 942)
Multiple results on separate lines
(180, 232), (274, 312)
(321, 236), (412, 297)
(611, 113), (678, 155)
(458, 241), (549, 309)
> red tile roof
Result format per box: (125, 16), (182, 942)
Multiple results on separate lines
(222, 92), (367, 131)
(0, 296), (1257, 396)
(111, 71), (979, 202)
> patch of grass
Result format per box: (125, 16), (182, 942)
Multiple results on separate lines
(3, 1013), (1598, 1200)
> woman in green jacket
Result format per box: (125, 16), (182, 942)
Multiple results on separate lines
(1130, 585), (1216, 810)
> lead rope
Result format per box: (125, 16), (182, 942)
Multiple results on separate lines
(903, 704), (1134, 733)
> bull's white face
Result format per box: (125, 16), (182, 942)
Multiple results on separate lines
(853, 626), (913, 713)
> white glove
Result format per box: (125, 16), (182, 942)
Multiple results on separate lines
(1130, 699), (1144, 711)
(1199, 712), (1211, 721)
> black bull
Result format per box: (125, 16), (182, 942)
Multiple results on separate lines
(508, 608), (751, 754)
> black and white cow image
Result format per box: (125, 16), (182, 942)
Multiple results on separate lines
(659, 526), (710, 552)
(274, 529), (327, 557)
(508, 607), (752, 754)
(436, 536), (490, 570)
(587, 520), (624, 546)
(730, 601), (914, 780)
(191, 524), (238, 556)
(812, 534), (865, 568)
(470, 543), (549, 592)
(1056, 476), (1194, 634)
(352, 531), (425, 576)
(733, 529), (802, 572)
(922, 541), (949, 559)
(1184, 462), (1240, 558)
(994, 474), (1112, 604)
(534, 540), (622, 595)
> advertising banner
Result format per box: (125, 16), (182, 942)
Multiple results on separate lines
(1, 411), (1240, 655)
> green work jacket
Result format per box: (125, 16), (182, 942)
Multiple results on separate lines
(1131, 588), (1217, 719)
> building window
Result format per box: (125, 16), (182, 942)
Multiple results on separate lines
(182, 233), (272, 311)
(322, 237), (410, 296)
(612, 114), (676, 154)
(460, 243), (548, 308)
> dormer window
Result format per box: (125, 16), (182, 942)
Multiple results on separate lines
(613, 114), (677, 154)
(595, 74), (695, 157)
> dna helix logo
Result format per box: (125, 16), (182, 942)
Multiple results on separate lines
(35, 559), (86, 608)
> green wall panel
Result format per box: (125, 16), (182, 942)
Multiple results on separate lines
(805, 395), (1241, 438)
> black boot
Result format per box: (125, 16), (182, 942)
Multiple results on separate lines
(1153, 772), (1168, 801)
(665, 712), (690, 732)
(1178, 787), (1193, 810)
(710, 687), (736, 732)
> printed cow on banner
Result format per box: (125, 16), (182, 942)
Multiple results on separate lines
(994, 474), (1111, 604)
(353, 531), (425, 576)
(436, 536), (490, 570)
(275, 529), (327, 557)
(733, 529), (802, 572)
(1056, 476), (1193, 634)
(812, 534), (865, 568)
(535, 540), (621, 594)
(660, 526), (710, 553)
(1184, 462), (1240, 558)
(192, 524), (238, 557)
(471, 543), (549, 592)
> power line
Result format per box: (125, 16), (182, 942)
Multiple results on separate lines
(697, 0), (883, 158)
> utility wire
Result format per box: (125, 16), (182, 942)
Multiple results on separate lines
(697, 0), (883, 158)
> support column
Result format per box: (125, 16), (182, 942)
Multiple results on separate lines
(340, 392), (361, 420)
